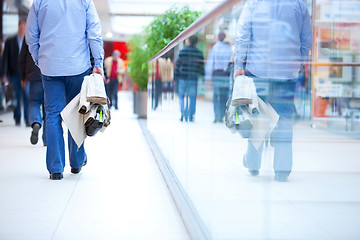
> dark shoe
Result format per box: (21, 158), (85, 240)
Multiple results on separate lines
(243, 156), (259, 176)
(15, 120), (20, 126)
(50, 173), (63, 180)
(249, 170), (259, 176)
(71, 167), (81, 174)
(180, 114), (184, 122)
(30, 123), (41, 145)
(71, 155), (87, 174)
(274, 171), (290, 182)
(274, 174), (288, 182)
(26, 122), (31, 127)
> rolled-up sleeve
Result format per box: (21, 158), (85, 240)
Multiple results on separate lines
(86, 0), (104, 68)
(25, 3), (40, 65)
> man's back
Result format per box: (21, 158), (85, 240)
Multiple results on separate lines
(205, 41), (231, 79)
(176, 45), (204, 80)
(236, 0), (312, 79)
(26, 0), (103, 77)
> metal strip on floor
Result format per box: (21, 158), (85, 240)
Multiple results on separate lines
(138, 119), (212, 240)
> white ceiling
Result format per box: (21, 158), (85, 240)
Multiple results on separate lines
(3, 0), (224, 40)
(94, 0), (225, 41)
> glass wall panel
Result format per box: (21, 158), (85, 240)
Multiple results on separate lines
(147, 0), (360, 239)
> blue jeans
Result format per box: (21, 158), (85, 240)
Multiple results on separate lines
(244, 73), (296, 176)
(213, 86), (229, 121)
(178, 79), (198, 120)
(42, 70), (88, 174)
(29, 81), (47, 145)
(11, 75), (29, 123)
(107, 78), (119, 109)
(0, 82), (4, 110)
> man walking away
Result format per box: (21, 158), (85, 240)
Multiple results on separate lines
(175, 35), (204, 122)
(104, 50), (125, 110)
(19, 37), (47, 146)
(205, 31), (231, 123)
(234, 0), (312, 181)
(26, 0), (105, 180)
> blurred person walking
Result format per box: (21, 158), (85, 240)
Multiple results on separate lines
(104, 50), (125, 110)
(2, 19), (29, 126)
(205, 31), (231, 123)
(0, 39), (3, 115)
(234, 0), (312, 181)
(175, 35), (204, 122)
(26, 0), (105, 180)
(19, 38), (46, 146)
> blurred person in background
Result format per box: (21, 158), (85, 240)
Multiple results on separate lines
(19, 37), (47, 146)
(2, 19), (29, 126)
(234, 0), (312, 181)
(104, 50), (125, 110)
(175, 35), (204, 122)
(0, 38), (3, 123)
(0, 38), (3, 113)
(205, 31), (231, 123)
(26, 0), (104, 180)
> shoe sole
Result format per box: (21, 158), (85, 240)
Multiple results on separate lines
(30, 124), (40, 145)
(50, 173), (63, 180)
(274, 175), (288, 182)
(249, 170), (259, 176)
(71, 156), (87, 174)
(71, 168), (81, 174)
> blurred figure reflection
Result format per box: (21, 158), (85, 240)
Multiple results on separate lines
(234, 0), (312, 181)
(175, 35), (204, 122)
(206, 31), (231, 123)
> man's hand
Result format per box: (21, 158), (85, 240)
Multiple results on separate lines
(233, 69), (245, 79)
(104, 78), (110, 84)
(93, 67), (105, 80)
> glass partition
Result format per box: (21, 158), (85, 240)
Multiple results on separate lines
(147, 0), (360, 239)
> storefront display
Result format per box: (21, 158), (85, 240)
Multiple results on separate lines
(312, 0), (360, 121)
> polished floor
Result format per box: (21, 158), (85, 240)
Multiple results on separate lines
(147, 93), (360, 240)
(0, 92), (188, 240)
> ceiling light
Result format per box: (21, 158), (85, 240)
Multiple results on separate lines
(106, 31), (114, 38)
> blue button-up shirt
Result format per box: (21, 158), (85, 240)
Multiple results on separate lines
(26, 0), (104, 76)
(234, 0), (312, 80)
(205, 41), (232, 79)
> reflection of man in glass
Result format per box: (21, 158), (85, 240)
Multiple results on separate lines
(234, 0), (312, 181)
(206, 32), (231, 123)
(175, 35), (204, 122)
